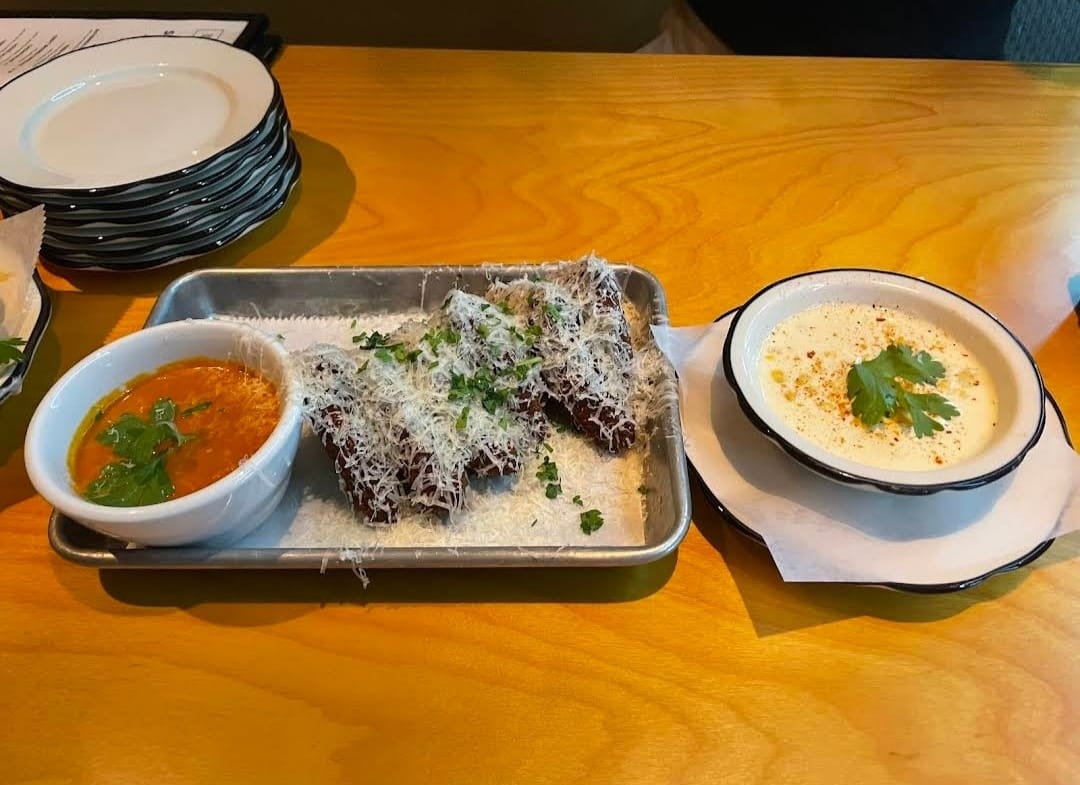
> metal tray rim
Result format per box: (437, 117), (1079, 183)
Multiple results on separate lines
(50, 264), (692, 569)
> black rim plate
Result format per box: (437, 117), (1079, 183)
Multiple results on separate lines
(0, 271), (52, 404)
(0, 38), (281, 198)
(721, 268), (1047, 495)
(39, 151), (302, 273)
(694, 306), (1068, 593)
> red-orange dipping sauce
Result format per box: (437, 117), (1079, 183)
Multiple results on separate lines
(71, 357), (279, 505)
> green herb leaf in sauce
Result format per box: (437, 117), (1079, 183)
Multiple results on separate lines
(85, 398), (195, 507)
(84, 454), (174, 507)
(847, 344), (959, 438)
(180, 400), (212, 418)
(0, 336), (26, 367)
(580, 509), (604, 534)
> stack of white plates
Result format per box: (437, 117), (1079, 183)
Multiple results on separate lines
(0, 36), (300, 272)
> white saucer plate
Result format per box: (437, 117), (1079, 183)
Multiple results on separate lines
(683, 311), (1075, 592)
(0, 36), (274, 191)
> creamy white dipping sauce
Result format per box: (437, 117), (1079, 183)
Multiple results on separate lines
(760, 303), (998, 471)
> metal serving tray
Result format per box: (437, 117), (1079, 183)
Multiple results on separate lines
(49, 265), (691, 569)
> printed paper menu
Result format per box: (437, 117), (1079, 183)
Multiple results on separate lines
(0, 18), (250, 86)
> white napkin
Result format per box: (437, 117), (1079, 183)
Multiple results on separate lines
(654, 320), (1080, 585)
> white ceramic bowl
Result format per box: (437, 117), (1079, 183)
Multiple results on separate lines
(723, 269), (1046, 494)
(25, 320), (302, 545)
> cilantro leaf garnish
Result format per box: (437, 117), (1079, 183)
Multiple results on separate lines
(448, 373), (470, 400)
(898, 389), (962, 439)
(84, 398), (195, 507)
(448, 369), (513, 413)
(455, 406), (470, 431)
(390, 344), (421, 364)
(84, 454), (174, 507)
(481, 389), (509, 414)
(0, 337), (26, 367)
(536, 455), (558, 483)
(580, 509), (604, 534)
(523, 325), (542, 346)
(96, 399), (194, 463)
(358, 334), (419, 364)
(422, 327), (461, 354)
(536, 455), (561, 498)
(846, 344), (960, 438)
(512, 356), (542, 380)
(352, 331), (392, 349)
(572, 494), (584, 506)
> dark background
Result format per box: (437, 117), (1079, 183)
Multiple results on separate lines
(2, 0), (1078, 61)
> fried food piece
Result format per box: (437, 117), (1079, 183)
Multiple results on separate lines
(489, 256), (637, 452)
(296, 346), (405, 524)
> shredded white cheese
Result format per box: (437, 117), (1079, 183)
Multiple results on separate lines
(220, 256), (672, 551)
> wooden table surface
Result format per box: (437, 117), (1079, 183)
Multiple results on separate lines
(2, 46), (1079, 785)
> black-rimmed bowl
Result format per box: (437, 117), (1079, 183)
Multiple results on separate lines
(723, 269), (1046, 495)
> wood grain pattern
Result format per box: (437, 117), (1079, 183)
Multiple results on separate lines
(2, 48), (1078, 785)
